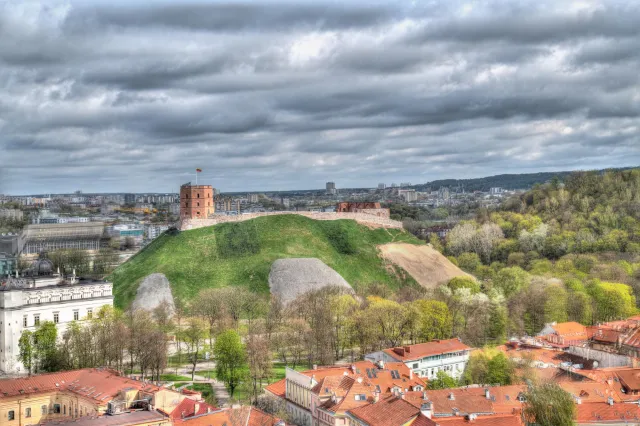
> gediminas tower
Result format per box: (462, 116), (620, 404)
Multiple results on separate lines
(180, 183), (215, 219)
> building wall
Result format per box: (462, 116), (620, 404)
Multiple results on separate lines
(181, 212), (403, 231)
(180, 185), (215, 220)
(0, 283), (113, 373)
(0, 391), (104, 425)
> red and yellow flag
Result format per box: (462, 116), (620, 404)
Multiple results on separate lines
(196, 168), (202, 173)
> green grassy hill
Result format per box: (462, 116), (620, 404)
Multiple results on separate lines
(110, 215), (422, 308)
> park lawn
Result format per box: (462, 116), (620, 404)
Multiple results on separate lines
(159, 373), (192, 382)
(110, 215), (422, 308)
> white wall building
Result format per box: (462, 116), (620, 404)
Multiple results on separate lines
(364, 338), (471, 380)
(0, 255), (113, 373)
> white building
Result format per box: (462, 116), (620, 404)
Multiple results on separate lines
(0, 255), (113, 373)
(364, 338), (471, 380)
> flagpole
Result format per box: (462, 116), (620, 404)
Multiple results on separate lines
(196, 170), (198, 186)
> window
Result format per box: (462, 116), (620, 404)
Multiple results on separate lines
(23, 315), (28, 327)
(41, 405), (47, 415)
(54, 404), (61, 414)
(412, 363), (419, 369)
(197, 193), (200, 198)
(73, 310), (79, 321)
(34, 314), (40, 326)
(87, 309), (93, 319)
(64, 405), (66, 415)
(197, 202), (200, 207)
(53, 312), (59, 324)
(25, 407), (31, 418)
(8, 410), (15, 421)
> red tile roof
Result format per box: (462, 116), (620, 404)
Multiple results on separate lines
(576, 402), (640, 424)
(0, 368), (160, 403)
(165, 397), (216, 420)
(614, 368), (640, 392)
(347, 395), (431, 426)
(383, 339), (471, 362)
(178, 406), (284, 426)
(550, 322), (588, 338)
(434, 414), (523, 426)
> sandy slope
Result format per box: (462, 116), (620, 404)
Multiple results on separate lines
(379, 243), (474, 289)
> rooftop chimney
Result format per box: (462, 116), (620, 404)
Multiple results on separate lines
(357, 377), (363, 384)
(422, 391), (428, 401)
(194, 403), (199, 414)
(448, 392), (455, 400)
(374, 391), (380, 403)
(484, 388), (490, 400)
(468, 414), (477, 422)
(421, 402), (433, 419)
(377, 360), (385, 370)
(409, 370), (413, 380)
(404, 346), (411, 354)
(313, 364), (318, 370)
(608, 396), (614, 406)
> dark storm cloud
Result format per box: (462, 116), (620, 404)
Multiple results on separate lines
(64, 3), (398, 33)
(1, 0), (639, 194)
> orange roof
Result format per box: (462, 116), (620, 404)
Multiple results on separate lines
(615, 368), (640, 392)
(383, 339), (471, 362)
(165, 398), (216, 420)
(178, 406), (284, 426)
(576, 402), (640, 424)
(0, 368), (160, 403)
(265, 378), (286, 398)
(550, 322), (588, 338)
(403, 386), (525, 417)
(435, 414), (523, 426)
(622, 328), (640, 349)
(558, 381), (624, 404)
(347, 395), (431, 426)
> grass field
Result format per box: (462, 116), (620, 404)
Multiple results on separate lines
(110, 215), (422, 308)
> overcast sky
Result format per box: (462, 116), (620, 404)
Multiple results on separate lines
(1, 0), (639, 194)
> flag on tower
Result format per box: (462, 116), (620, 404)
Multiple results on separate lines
(196, 168), (202, 172)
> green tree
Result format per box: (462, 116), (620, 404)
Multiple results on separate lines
(411, 299), (452, 342)
(523, 383), (576, 426)
(457, 253), (481, 272)
(214, 330), (248, 397)
(181, 318), (207, 380)
(588, 281), (637, 322)
(543, 285), (568, 324)
(486, 353), (514, 385)
(447, 276), (481, 294)
(428, 370), (458, 389)
(493, 267), (530, 298)
(34, 321), (59, 372)
(18, 330), (35, 375)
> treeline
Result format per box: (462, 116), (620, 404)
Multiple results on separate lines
(18, 305), (169, 380)
(437, 169), (640, 335)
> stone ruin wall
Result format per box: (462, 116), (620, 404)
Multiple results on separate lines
(180, 210), (402, 231)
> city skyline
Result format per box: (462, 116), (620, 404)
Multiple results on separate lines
(1, 0), (640, 194)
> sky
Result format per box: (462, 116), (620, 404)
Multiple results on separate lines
(0, 0), (639, 195)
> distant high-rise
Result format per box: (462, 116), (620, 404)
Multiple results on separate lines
(124, 193), (136, 204)
(180, 183), (214, 220)
(326, 181), (337, 195)
(377, 183), (386, 190)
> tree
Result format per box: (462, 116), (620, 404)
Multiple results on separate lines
(523, 383), (576, 426)
(493, 267), (530, 298)
(18, 330), (34, 375)
(457, 253), (481, 272)
(181, 318), (207, 380)
(214, 330), (248, 397)
(246, 332), (272, 403)
(411, 299), (452, 342)
(486, 353), (514, 385)
(365, 297), (409, 348)
(34, 321), (59, 372)
(428, 370), (458, 389)
(447, 277), (481, 294)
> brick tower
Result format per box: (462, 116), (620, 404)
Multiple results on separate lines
(180, 183), (215, 220)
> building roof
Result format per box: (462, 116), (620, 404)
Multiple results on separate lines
(383, 339), (471, 362)
(177, 406), (284, 426)
(163, 397), (216, 421)
(576, 402), (640, 424)
(434, 414), (523, 426)
(558, 381), (625, 404)
(621, 328), (640, 349)
(0, 368), (160, 404)
(22, 222), (104, 240)
(265, 360), (426, 410)
(404, 386), (525, 417)
(347, 395), (429, 426)
(549, 322), (588, 339)
(614, 368), (640, 392)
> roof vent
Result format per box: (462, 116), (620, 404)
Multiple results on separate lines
(448, 392), (455, 400)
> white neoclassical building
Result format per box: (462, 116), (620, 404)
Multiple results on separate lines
(0, 254), (113, 373)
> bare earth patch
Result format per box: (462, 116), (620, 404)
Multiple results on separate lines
(379, 243), (474, 289)
(268, 258), (354, 304)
